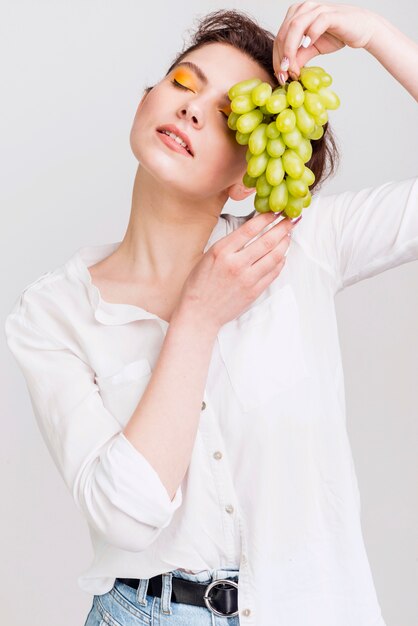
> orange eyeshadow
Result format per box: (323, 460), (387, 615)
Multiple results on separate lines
(172, 69), (197, 90)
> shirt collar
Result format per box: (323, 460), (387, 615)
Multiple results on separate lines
(67, 214), (229, 326)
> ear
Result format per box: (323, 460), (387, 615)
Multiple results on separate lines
(228, 182), (256, 202)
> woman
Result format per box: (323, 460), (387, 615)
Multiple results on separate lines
(5, 4), (418, 625)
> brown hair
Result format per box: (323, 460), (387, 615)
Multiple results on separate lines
(142, 9), (340, 195)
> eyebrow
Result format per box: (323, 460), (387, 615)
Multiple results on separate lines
(173, 61), (230, 104)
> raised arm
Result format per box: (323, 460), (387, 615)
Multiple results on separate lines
(364, 14), (418, 101)
(272, 2), (418, 101)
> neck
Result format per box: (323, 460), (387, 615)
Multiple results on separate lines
(113, 164), (226, 284)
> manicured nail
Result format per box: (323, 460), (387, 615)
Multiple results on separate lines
(302, 35), (311, 48)
(280, 56), (290, 71)
(290, 215), (303, 224)
(278, 71), (286, 85)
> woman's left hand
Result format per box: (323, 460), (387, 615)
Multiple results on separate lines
(273, 1), (379, 83)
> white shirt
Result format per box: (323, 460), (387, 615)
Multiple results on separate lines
(5, 175), (418, 626)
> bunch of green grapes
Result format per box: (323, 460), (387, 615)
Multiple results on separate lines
(227, 66), (340, 217)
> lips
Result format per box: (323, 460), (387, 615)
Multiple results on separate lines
(156, 124), (194, 156)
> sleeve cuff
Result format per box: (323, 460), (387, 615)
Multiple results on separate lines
(95, 431), (183, 529)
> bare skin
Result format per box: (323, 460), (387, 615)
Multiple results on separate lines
(86, 43), (275, 323)
(88, 259), (191, 323)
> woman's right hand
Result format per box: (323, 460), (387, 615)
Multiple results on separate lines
(175, 211), (301, 331)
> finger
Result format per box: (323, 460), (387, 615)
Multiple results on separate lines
(281, 5), (330, 77)
(273, 1), (319, 79)
(272, 2), (302, 78)
(248, 256), (287, 298)
(276, 29), (314, 84)
(237, 216), (296, 265)
(303, 10), (342, 50)
(276, 34), (310, 84)
(292, 42), (321, 76)
(222, 211), (282, 254)
(246, 230), (291, 281)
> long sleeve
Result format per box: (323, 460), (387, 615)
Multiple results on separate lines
(4, 303), (183, 553)
(295, 175), (418, 292)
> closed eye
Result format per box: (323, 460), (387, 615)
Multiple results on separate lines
(171, 79), (229, 120)
(171, 78), (190, 91)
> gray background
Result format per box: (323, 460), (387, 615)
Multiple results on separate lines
(1, 1), (417, 624)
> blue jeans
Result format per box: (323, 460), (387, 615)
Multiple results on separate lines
(83, 567), (240, 625)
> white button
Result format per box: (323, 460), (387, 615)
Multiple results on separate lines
(201, 400), (206, 410)
(213, 451), (222, 460)
(225, 504), (234, 514)
(242, 608), (251, 616)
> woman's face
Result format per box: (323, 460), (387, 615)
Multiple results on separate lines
(129, 42), (274, 202)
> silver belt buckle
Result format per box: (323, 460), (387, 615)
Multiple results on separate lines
(203, 578), (239, 617)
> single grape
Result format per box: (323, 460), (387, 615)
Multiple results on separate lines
(243, 172), (257, 188)
(293, 137), (312, 163)
(265, 156), (285, 186)
(299, 68), (322, 92)
(265, 91), (288, 114)
(285, 176), (308, 198)
(301, 166), (315, 186)
(276, 108), (296, 133)
(319, 72), (332, 87)
(231, 94), (257, 114)
(306, 124), (324, 140)
(256, 172), (273, 198)
(301, 189), (312, 207)
(303, 91), (325, 117)
(268, 181), (288, 212)
(317, 87), (340, 110)
(283, 194), (304, 218)
(282, 149), (305, 179)
(266, 121), (281, 139)
(251, 82), (273, 106)
(266, 135), (286, 158)
(228, 78), (262, 100)
(235, 130), (251, 145)
(248, 123), (268, 155)
(302, 66), (325, 74)
(247, 150), (269, 178)
(236, 109), (264, 134)
(313, 109), (329, 126)
(293, 104), (315, 135)
(254, 194), (271, 213)
(286, 80), (305, 108)
(281, 126), (303, 150)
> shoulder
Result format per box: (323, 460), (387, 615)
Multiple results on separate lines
(5, 253), (83, 340)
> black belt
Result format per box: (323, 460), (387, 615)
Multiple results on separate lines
(116, 573), (239, 618)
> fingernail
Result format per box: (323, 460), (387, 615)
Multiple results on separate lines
(280, 56), (290, 71)
(290, 215), (303, 225)
(278, 72), (286, 86)
(302, 35), (311, 48)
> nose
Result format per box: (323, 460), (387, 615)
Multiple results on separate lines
(178, 104), (201, 128)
